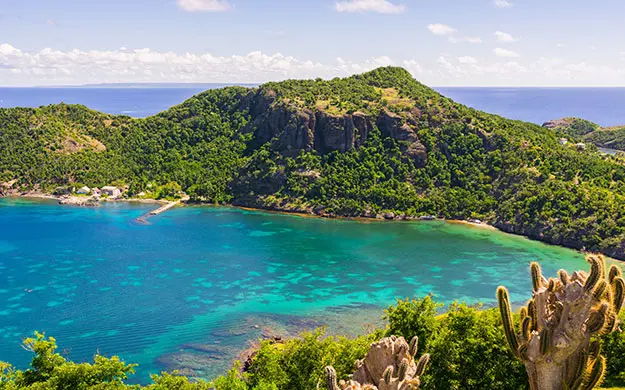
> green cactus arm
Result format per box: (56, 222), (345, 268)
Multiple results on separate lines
(585, 257), (602, 292)
(382, 365), (394, 384)
(325, 366), (340, 390)
(409, 336), (418, 358)
(521, 316), (531, 341)
(527, 300), (538, 331)
(497, 286), (520, 356)
(415, 353), (430, 377)
(582, 355), (606, 390)
(608, 264), (623, 284)
(530, 262), (543, 292)
(592, 280), (608, 300)
(587, 305), (607, 334)
(397, 358), (409, 382)
(588, 340), (601, 362)
(612, 276), (624, 314)
(519, 307), (528, 319)
(567, 350), (589, 390)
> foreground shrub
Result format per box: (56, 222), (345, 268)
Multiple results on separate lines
(384, 295), (442, 352)
(246, 329), (383, 390)
(1, 293), (624, 389)
(422, 303), (528, 389)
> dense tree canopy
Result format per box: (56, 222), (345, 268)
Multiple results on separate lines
(2, 67), (625, 258)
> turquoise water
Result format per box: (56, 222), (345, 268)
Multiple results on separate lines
(0, 199), (589, 382)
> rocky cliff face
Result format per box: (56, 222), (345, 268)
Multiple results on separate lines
(241, 89), (427, 167)
(492, 219), (625, 261)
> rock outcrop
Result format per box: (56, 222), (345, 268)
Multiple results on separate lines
(58, 196), (100, 207)
(242, 90), (427, 164)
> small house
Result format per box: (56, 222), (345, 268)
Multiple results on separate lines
(54, 186), (71, 196)
(77, 186), (91, 195)
(575, 143), (587, 151)
(559, 138), (568, 145)
(101, 186), (122, 198)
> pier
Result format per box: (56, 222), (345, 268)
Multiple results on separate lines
(136, 196), (189, 223)
(149, 199), (181, 216)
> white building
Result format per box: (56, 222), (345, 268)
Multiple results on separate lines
(101, 186), (122, 198)
(76, 186), (91, 195)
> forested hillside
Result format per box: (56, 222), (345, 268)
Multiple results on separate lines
(544, 117), (625, 152)
(2, 67), (625, 258)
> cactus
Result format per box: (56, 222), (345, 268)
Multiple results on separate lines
(559, 269), (570, 286)
(583, 356), (606, 390)
(326, 366), (340, 390)
(497, 255), (623, 390)
(531, 262), (543, 292)
(497, 286), (520, 356)
(325, 336), (429, 390)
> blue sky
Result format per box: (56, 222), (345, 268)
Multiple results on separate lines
(1, 0), (625, 86)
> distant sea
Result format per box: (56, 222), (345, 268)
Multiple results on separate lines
(2, 85), (625, 127)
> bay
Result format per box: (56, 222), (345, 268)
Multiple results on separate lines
(0, 198), (587, 383)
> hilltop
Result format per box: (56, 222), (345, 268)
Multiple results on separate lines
(2, 67), (625, 258)
(544, 116), (625, 152)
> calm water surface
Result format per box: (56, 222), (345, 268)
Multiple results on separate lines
(2, 86), (625, 126)
(0, 199), (588, 382)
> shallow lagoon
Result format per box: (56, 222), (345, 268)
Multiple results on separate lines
(0, 199), (588, 382)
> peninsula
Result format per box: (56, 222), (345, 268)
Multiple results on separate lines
(1, 67), (625, 259)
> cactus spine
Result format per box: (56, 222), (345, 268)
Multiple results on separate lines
(497, 255), (623, 390)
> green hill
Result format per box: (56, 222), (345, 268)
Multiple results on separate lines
(543, 117), (625, 152)
(2, 67), (625, 258)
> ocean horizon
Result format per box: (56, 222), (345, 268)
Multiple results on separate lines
(2, 85), (625, 127)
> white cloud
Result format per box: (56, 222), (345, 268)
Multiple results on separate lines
(494, 48), (520, 58)
(2, 43), (625, 87)
(177, 0), (231, 12)
(402, 59), (425, 75)
(0, 43), (21, 56)
(495, 31), (518, 43)
(429, 24), (480, 43)
(0, 44), (403, 86)
(427, 24), (456, 36)
(458, 56), (478, 64)
(335, 0), (405, 14)
(493, 0), (513, 8)
(449, 36), (483, 44)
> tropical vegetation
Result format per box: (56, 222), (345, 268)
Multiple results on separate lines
(3, 67), (625, 259)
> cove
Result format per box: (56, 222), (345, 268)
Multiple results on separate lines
(0, 198), (588, 383)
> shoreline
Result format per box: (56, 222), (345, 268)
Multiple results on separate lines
(6, 192), (169, 206)
(187, 203), (624, 263)
(3, 192), (621, 262)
